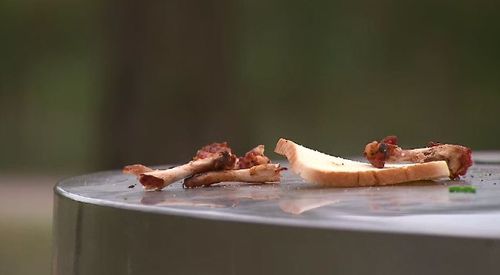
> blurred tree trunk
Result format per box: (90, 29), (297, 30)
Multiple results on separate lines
(99, 1), (238, 168)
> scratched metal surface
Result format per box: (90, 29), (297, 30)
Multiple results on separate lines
(55, 151), (500, 239)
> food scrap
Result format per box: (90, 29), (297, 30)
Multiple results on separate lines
(123, 142), (283, 191)
(364, 136), (472, 179)
(274, 138), (450, 187)
(184, 164), (285, 188)
(449, 186), (476, 193)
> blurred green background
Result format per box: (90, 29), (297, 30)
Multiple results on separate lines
(1, 1), (499, 274)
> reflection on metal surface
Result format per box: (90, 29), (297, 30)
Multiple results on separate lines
(279, 199), (339, 215)
(140, 183), (281, 208)
(139, 183), (340, 215)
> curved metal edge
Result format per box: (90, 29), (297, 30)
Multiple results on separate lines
(53, 180), (500, 241)
(54, 184), (344, 231)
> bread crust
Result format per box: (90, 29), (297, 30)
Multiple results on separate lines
(275, 138), (450, 187)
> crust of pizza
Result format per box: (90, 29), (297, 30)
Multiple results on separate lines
(275, 138), (450, 187)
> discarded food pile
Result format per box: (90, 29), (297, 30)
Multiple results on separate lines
(123, 143), (284, 191)
(124, 136), (472, 190)
(363, 136), (472, 179)
(275, 136), (472, 187)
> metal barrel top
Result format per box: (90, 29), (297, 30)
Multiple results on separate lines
(53, 152), (500, 275)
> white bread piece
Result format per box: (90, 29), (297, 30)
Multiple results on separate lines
(274, 138), (450, 187)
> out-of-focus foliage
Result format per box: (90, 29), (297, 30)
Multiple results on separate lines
(1, 0), (499, 174)
(1, 2), (500, 275)
(0, 0), (103, 173)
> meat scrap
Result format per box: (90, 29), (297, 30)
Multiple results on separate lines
(194, 143), (270, 169)
(237, 145), (270, 169)
(123, 164), (154, 176)
(364, 136), (472, 179)
(123, 142), (282, 190)
(194, 142), (236, 162)
(139, 152), (235, 190)
(183, 164), (285, 188)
